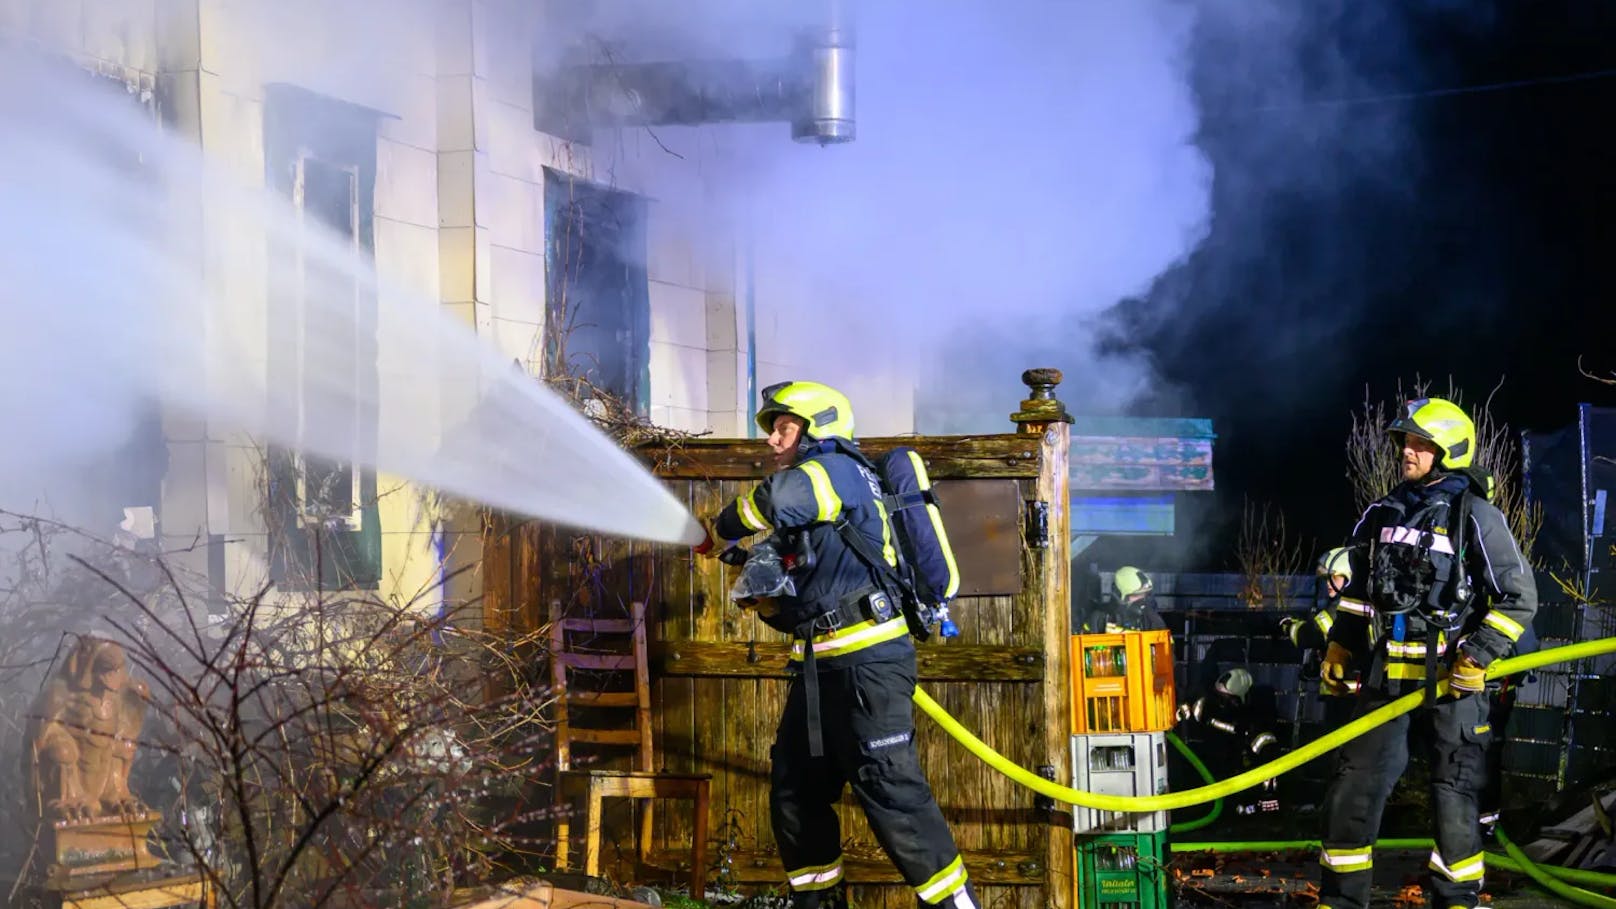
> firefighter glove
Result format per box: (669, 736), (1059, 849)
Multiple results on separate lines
(1320, 642), (1355, 696)
(1449, 652), (1487, 695)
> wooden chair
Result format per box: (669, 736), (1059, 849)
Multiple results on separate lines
(550, 599), (710, 897)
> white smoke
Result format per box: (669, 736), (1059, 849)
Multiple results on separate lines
(549, 0), (1213, 428)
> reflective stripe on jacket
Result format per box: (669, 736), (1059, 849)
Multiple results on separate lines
(714, 442), (912, 666)
(1327, 473), (1537, 691)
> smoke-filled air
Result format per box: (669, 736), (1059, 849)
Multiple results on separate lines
(546, 0), (1214, 431)
(0, 48), (703, 546)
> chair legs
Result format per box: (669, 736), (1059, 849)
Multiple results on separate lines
(559, 778), (710, 898)
(555, 815), (571, 872)
(584, 785), (606, 877)
(638, 799), (655, 867)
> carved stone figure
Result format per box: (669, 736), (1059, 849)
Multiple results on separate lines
(24, 636), (151, 822)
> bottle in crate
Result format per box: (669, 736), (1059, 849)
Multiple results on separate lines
(1070, 629), (1176, 734)
(1071, 732), (1170, 834)
(1076, 831), (1169, 908)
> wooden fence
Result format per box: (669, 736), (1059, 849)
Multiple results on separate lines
(484, 372), (1077, 909)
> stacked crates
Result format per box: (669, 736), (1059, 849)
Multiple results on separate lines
(1071, 732), (1169, 833)
(1076, 833), (1171, 909)
(1071, 629), (1175, 907)
(1070, 630), (1176, 734)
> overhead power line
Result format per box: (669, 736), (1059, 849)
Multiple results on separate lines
(1254, 64), (1616, 112)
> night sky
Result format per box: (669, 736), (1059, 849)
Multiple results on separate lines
(1095, 0), (1616, 571)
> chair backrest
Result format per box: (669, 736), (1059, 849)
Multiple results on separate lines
(549, 598), (653, 774)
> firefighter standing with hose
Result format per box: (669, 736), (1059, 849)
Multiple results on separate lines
(1317, 398), (1538, 909)
(693, 381), (978, 909)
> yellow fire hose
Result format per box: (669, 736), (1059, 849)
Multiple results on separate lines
(1495, 828), (1616, 909)
(913, 636), (1616, 906)
(913, 635), (1616, 811)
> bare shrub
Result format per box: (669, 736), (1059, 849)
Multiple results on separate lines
(1235, 499), (1309, 609)
(0, 510), (556, 909)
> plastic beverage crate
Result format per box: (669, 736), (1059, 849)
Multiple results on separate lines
(1069, 629), (1176, 734)
(1071, 732), (1169, 833)
(1076, 831), (1170, 908)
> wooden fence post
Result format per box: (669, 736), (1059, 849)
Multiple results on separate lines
(1010, 368), (1073, 909)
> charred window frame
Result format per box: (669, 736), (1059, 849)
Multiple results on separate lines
(263, 84), (383, 591)
(542, 167), (650, 415)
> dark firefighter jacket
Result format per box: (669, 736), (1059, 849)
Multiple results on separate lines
(1328, 472), (1537, 693)
(1082, 600), (1168, 633)
(713, 440), (912, 668)
(1184, 691), (1281, 761)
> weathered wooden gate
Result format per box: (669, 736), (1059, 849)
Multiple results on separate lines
(486, 373), (1075, 909)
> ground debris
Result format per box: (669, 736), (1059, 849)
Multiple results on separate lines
(1393, 883), (1424, 906)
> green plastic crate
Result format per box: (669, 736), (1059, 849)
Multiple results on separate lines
(1076, 831), (1169, 908)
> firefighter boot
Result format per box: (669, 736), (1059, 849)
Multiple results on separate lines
(787, 883), (848, 909)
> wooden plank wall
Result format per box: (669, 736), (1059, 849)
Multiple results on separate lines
(487, 429), (1073, 909)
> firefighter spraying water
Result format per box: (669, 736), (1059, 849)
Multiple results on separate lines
(694, 381), (975, 909)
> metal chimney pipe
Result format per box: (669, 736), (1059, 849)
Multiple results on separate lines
(792, 0), (855, 145)
(535, 0), (857, 144)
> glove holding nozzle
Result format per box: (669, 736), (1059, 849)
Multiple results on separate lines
(693, 520), (717, 557)
(1320, 642), (1356, 696)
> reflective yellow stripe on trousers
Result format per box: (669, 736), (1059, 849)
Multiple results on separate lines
(786, 859), (843, 891)
(1319, 846), (1373, 873)
(1429, 849), (1486, 883)
(916, 855), (969, 903)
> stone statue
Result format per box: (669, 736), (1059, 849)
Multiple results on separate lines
(24, 636), (151, 822)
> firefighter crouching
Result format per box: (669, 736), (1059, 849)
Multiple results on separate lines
(694, 381), (978, 909)
(1317, 398), (1537, 909)
(1175, 668), (1283, 815)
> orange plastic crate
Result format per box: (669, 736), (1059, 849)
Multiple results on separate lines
(1070, 629), (1176, 734)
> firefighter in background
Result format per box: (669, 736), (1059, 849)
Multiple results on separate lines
(1283, 547), (1360, 729)
(694, 381), (978, 909)
(1317, 398), (1537, 909)
(1083, 566), (1169, 632)
(1175, 668), (1283, 815)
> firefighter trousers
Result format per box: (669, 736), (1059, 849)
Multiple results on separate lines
(1319, 690), (1492, 909)
(770, 655), (978, 909)
(1479, 681), (1519, 832)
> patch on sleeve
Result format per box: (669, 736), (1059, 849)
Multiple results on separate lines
(863, 731), (912, 751)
